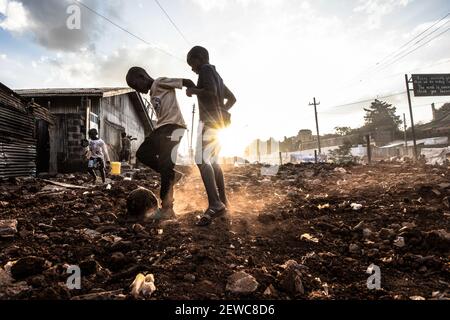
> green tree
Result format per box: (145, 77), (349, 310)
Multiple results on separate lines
(328, 140), (355, 164)
(334, 126), (353, 136)
(363, 99), (402, 132)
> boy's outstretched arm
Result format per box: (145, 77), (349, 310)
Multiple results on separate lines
(182, 79), (196, 88)
(224, 85), (236, 111)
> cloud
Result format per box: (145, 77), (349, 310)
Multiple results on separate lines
(189, 0), (283, 11)
(0, 0), (123, 51)
(353, 0), (413, 29)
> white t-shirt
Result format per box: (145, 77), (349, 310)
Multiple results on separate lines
(88, 139), (110, 162)
(150, 78), (187, 130)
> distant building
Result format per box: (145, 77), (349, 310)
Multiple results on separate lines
(16, 88), (154, 173)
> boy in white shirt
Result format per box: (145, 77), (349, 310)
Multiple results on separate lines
(126, 67), (195, 219)
(86, 128), (110, 184)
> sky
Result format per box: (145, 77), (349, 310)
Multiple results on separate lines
(1, 0), (450, 156)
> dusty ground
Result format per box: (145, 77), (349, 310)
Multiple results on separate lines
(0, 163), (449, 300)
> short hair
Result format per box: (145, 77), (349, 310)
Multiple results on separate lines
(187, 46), (209, 62)
(121, 132), (127, 137)
(126, 67), (148, 86)
(88, 128), (98, 137)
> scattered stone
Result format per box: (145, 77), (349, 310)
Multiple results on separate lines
(10, 256), (47, 280)
(363, 228), (373, 239)
(393, 236), (406, 248)
(279, 260), (305, 295)
(0, 219), (18, 238)
(300, 233), (319, 243)
(183, 274), (196, 282)
(379, 228), (395, 240)
(263, 284), (278, 297)
(257, 212), (276, 224)
(349, 243), (360, 254)
(410, 296), (426, 301)
(350, 203), (363, 211)
(226, 271), (259, 294)
(334, 167), (347, 174)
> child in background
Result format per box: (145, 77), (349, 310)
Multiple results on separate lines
(86, 128), (110, 184)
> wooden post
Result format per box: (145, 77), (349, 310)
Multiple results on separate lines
(279, 152), (283, 165)
(314, 150), (318, 164)
(366, 135), (372, 164)
(405, 74), (418, 160)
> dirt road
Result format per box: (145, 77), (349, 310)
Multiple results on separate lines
(0, 163), (449, 300)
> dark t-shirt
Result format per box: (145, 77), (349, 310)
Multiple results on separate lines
(196, 64), (228, 125)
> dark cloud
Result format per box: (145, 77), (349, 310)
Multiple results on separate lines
(14, 0), (123, 51)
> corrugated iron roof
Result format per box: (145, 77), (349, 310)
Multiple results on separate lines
(15, 87), (134, 98)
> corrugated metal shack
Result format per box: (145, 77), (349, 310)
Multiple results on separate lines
(0, 82), (55, 179)
(15, 88), (154, 173)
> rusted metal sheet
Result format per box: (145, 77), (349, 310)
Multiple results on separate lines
(0, 83), (38, 178)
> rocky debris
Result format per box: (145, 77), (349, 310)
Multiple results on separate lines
(0, 163), (449, 300)
(130, 273), (157, 299)
(10, 257), (48, 280)
(424, 230), (450, 251)
(278, 260), (305, 295)
(226, 271), (259, 294)
(0, 219), (18, 238)
(126, 187), (158, 218)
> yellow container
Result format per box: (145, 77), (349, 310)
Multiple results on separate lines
(110, 162), (121, 175)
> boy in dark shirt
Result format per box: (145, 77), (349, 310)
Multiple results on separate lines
(186, 46), (237, 226)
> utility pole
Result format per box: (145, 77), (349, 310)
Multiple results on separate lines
(405, 74), (418, 160)
(309, 97), (321, 154)
(403, 113), (408, 151)
(189, 104), (196, 163)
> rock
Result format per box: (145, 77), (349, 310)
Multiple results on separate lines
(263, 284), (278, 297)
(349, 243), (360, 254)
(10, 256), (47, 280)
(257, 212), (276, 224)
(127, 187), (158, 218)
(393, 236), (406, 248)
(183, 274), (196, 282)
(410, 296), (426, 301)
(0, 219), (18, 238)
(334, 167), (347, 174)
(363, 228), (373, 239)
(350, 203), (363, 211)
(424, 230), (450, 250)
(110, 252), (127, 270)
(353, 221), (365, 231)
(80, 259), (100, 276)
(226, 271), (259, 294)
(379, 228), (395, 240)
(279, 260), (305, 295)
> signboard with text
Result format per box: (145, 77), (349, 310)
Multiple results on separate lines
(411, 74), (450, 97)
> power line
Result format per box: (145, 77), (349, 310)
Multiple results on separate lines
(375, 27), (450, 73)
(323, 91), (407, 111)
(375, 13), (450, 67)
(336, 12), (450, 90)
(73, 0), (185, 63)
(153, 0), (191, 46)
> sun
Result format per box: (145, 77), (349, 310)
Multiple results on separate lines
(217, 127), (245, 157)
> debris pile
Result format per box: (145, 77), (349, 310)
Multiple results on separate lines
(0, 163), (448, 300)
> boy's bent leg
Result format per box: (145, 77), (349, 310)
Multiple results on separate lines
(212, 162), (228, 206)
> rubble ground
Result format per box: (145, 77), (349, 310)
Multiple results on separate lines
(0, 163), (449, 300)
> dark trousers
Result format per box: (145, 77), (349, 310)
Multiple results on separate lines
(137, 125), (184, 208)
(87, 157), (106, 183)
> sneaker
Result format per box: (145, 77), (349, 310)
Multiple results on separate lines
(151, 208), (176, 221)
